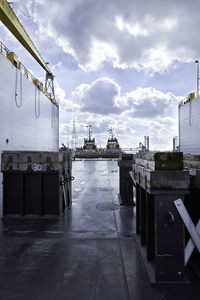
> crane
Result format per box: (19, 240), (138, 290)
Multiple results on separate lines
(0, 0), (55, 103)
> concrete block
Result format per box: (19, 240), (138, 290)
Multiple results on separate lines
(1, 162), (69, 172)
(1, 151), (69, 164)
(1, 151), (71, 172)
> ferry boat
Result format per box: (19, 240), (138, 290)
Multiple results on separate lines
(106, 128), (121, 154)
(82, 125), (97, 153)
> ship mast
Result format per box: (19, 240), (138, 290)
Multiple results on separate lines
(87, 125), (92, 141)
(108, 127), (114, 140)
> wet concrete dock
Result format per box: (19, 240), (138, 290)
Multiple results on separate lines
(0, 160), (199, 299)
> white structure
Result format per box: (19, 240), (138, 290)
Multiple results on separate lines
(0, 51), (59, 153)
(179, 93), (200, 154)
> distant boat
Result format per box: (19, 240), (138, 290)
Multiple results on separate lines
(106, 128), (122, 154)
(82, 125), (97, 153)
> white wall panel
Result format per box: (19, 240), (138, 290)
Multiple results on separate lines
(179, 97), (200, 154)
(0, 53), (59, 215)
(0, 53), (59, 152)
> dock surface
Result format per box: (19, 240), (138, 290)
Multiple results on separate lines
(0, 160), (199, 299)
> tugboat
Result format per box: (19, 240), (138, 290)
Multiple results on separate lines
(106, 128), (121, 154)
(83, 125), (97, 153)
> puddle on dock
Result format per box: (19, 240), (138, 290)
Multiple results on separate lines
(96, 202), (119, 211)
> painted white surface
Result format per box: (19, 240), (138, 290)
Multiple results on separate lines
(179, 97), (200, 154)
(0, 53), (59, 216)
(0, 53), (59, 152)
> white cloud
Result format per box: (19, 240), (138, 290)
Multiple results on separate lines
(52, 61), (62, 72)
(72, 78), (122, 114)
(16, 0), (200, 73)
(58, 77), (180, 150)
(123, 87), (180, 118)
(0, 1), (186, 151)
(54, 83), (80, 112)
(70, 79), (180, 118)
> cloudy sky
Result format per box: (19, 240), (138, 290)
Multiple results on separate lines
(0, 0), (199, 150)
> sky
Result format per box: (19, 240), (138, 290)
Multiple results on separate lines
(0, 0), (199, 150)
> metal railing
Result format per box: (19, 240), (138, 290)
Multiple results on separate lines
(178, 90), (200, 107)
(0, 41), (58, 106)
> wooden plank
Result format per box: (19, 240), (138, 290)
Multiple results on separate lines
(132, 164), (190, 190)
(135, 152), (183, 162)
(135, 152), (183, 170)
